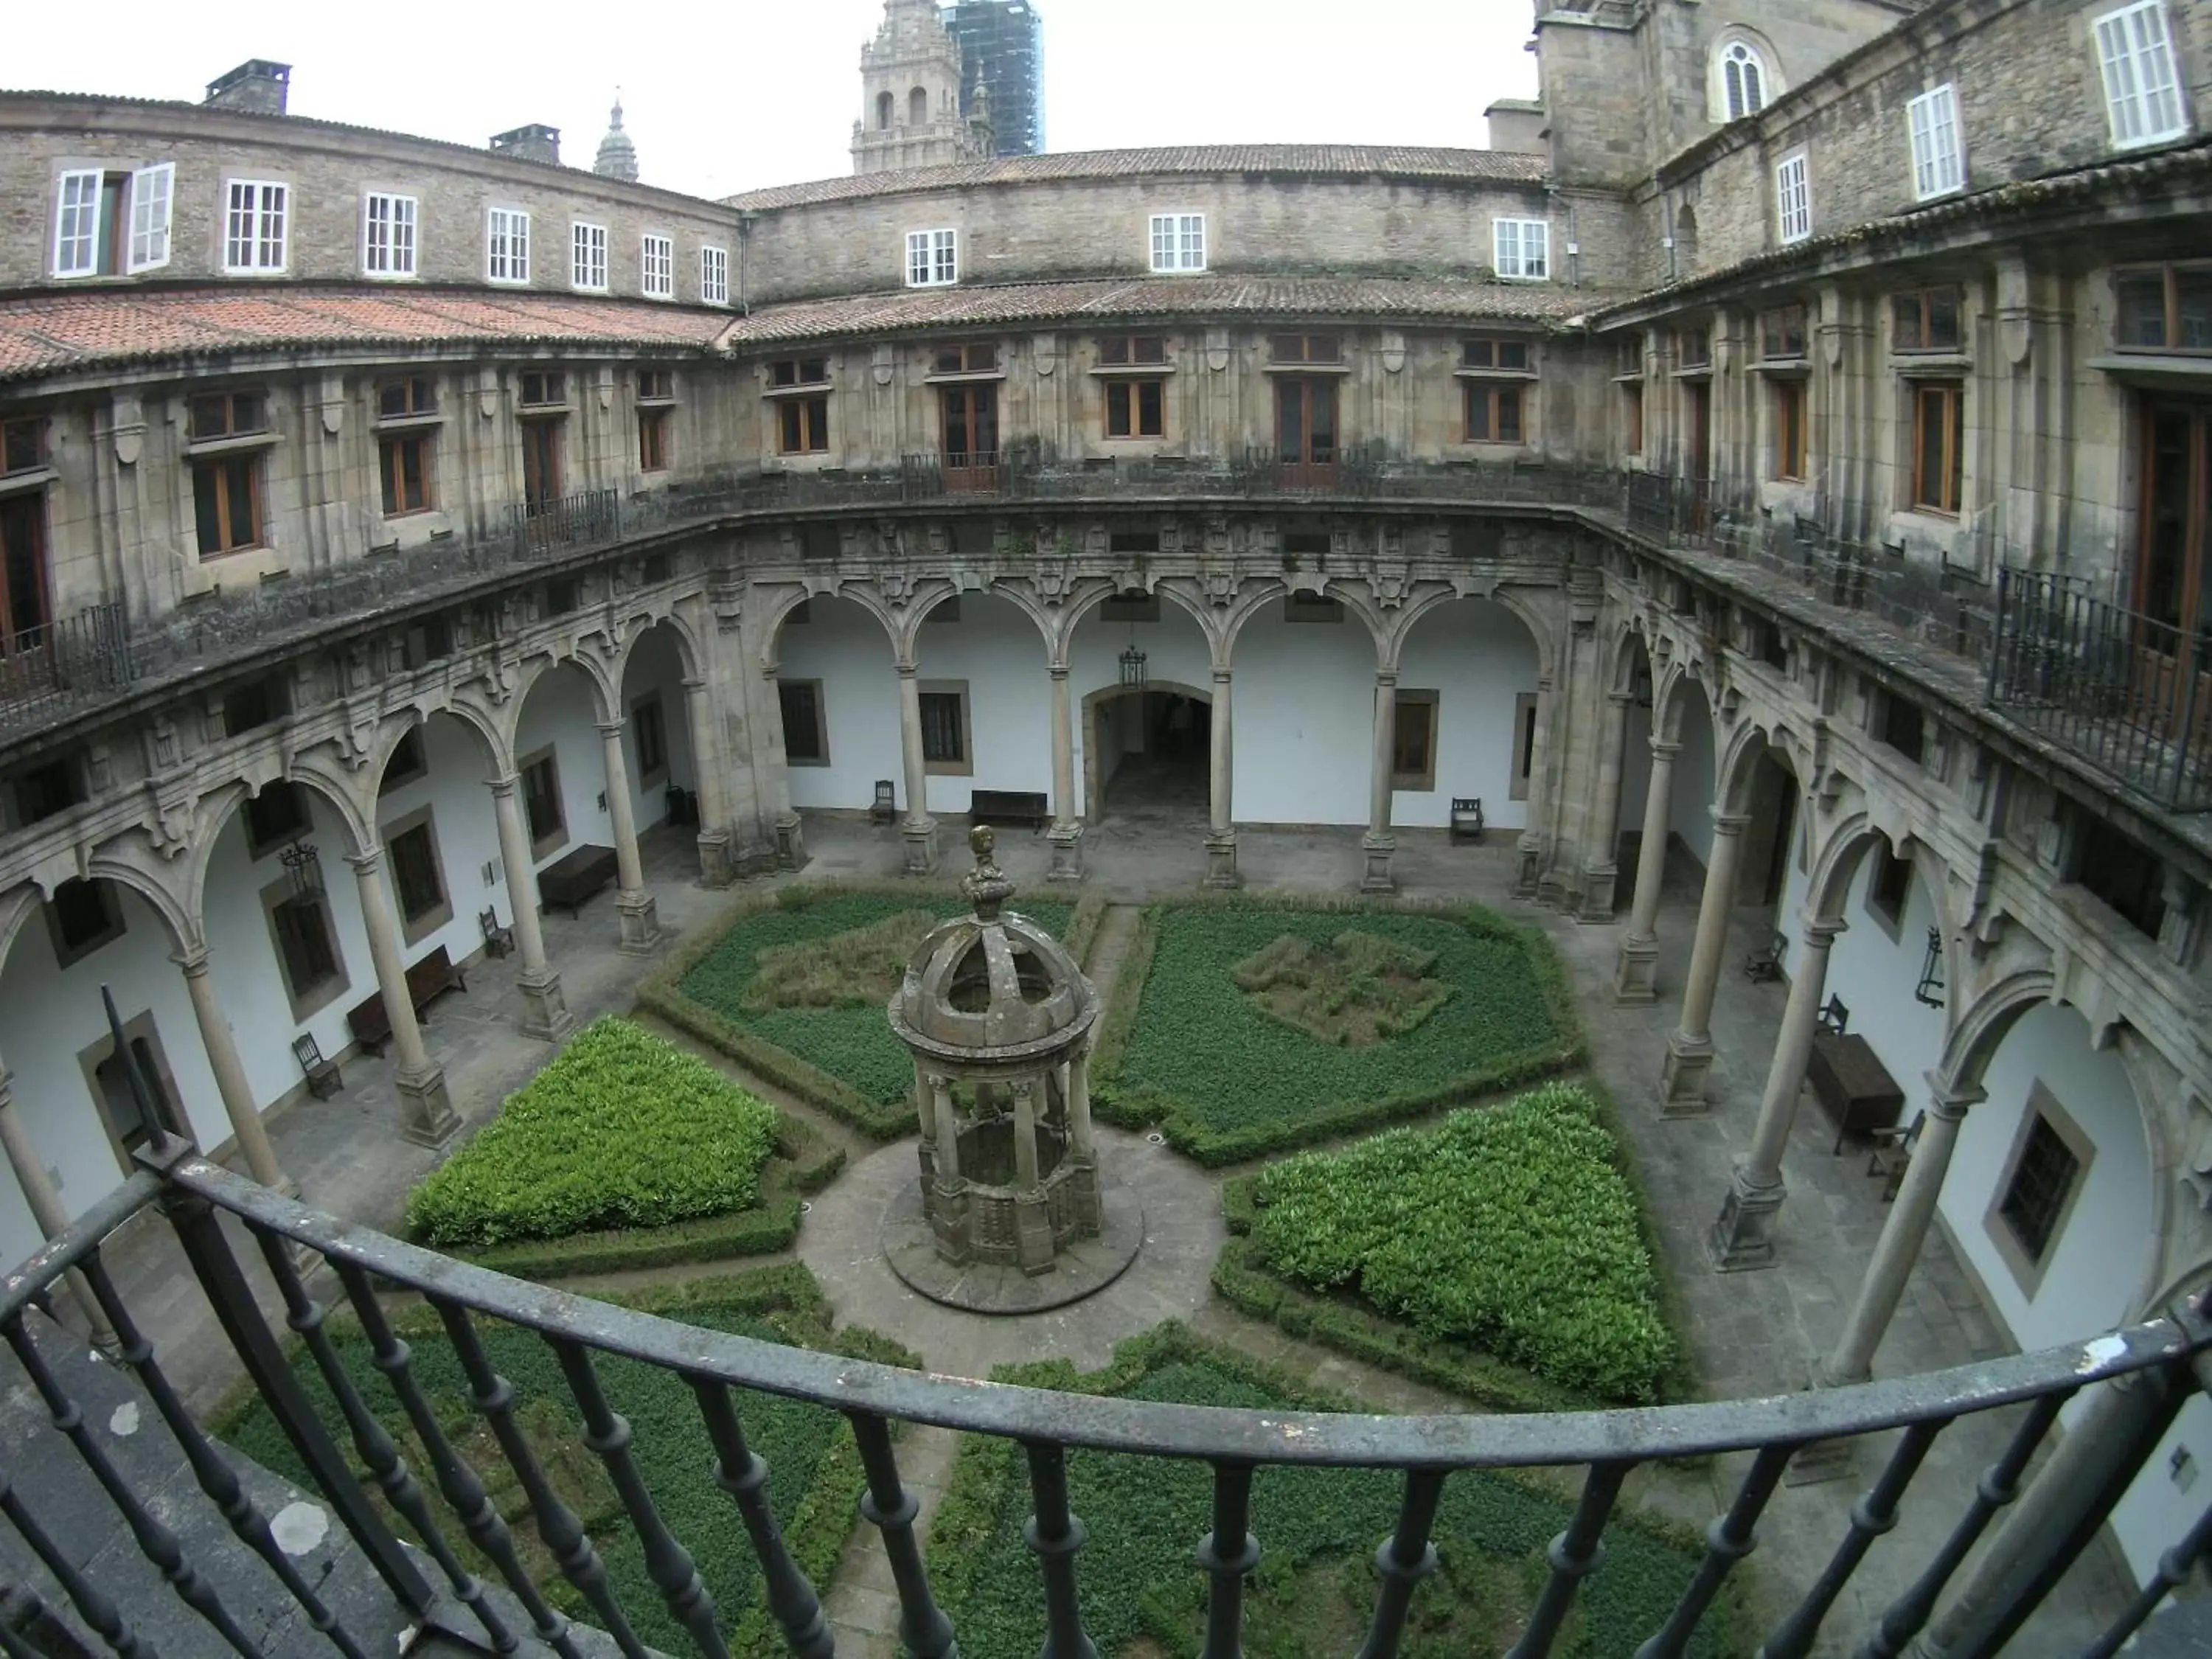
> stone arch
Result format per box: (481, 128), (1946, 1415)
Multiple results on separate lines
(1800, 815), (1964, 1007)
(512, 648), (616, 742)
(903, 581), (1057, 668)
(1079, 578), (1228, 668)
(78, 848), (194, 956)
(616, 608), (703, 687)
(1673, 202), (1700, 279)
(1716, 717), (1779, 817)
(388, 695), (504, 783)
(877, 90), (894, 131)
(1607, 622), (1656, 700)
(909, 86), (928, 126)
(183, 768), (378, 922)
(1650, 660), (1699, 746)
(0, 881), (46, 990)
(1938, 967), (2059, 1093)
(759, 583), (900, 676)
(1489, 586), (1561, 684)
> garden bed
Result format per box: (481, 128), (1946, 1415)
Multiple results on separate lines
(924, 1324), (1742, 1659)
(1091, 896), (1583, 1165)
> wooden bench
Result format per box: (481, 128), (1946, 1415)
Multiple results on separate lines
(538, 843), (619, 916)
(345, 944), (467, 1057)
(1807, 1029), (1905, 1155)
(968, 790), (1051, 830)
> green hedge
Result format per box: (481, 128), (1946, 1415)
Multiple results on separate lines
(1248, 1083), (1674, 1404)
(1090, 896), (1585, 1166)
(925, 1323), (1742, 1659)
(406, 1018), (779, 1248)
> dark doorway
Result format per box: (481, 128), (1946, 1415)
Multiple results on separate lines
(1091, 689), (1209, 821)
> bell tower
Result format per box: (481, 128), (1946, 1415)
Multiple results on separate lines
(852, 0), (994, 174)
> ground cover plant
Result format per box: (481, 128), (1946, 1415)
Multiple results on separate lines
(218, 1265), (917, 1659)
(1093, 898), (1581, 1164)
(925, 1324), (1740, 1659)
(405, 1017), (779, 1248)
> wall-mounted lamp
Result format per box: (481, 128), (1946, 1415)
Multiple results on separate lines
(1914, 927), (1947, 1009)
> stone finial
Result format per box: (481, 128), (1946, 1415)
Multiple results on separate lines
(963, 824), (1014, 921)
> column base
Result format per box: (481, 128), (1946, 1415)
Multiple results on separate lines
(695, 830), (736, 889)
(1613, 936), (1659, 1004)
(396, 1065), (459, 1149)
(1203, 830), (1240, 889)
(1576, 864), (1621, 923)
(1512, 834), (1543, 901)
(1659, 1031), (1715, 1116)
(1359, 832), (1397, 894)
(1046, 824), (1085, 883)
(518, 969), (574, 1043)
(616, 891), (662, 956)
(1707, 1167), (1788, 1271)
(902, 816), (939, 877)
(774, 812), (807, 870)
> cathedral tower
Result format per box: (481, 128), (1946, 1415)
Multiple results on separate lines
(852, 0), (994, 174)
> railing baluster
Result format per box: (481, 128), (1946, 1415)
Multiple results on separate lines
(1196, 1461), (1259, 1659)
(0, 1312), (257, 1656)
(548, 1336), (728, 1658)
(1633, 1441), (1797, 1659)
(1020, 1440), (1098, 1659)
(333, 1264), (584, 1659)
(1758, 1421), (1946, 1659)
(846, 1411), (956, 1659)
(689, 1377), (833, 1659)
(247, 1228), (517, 1658)
(1353, 1467), (1447, 1659)
(74, 1252), (367, 1659)
(1505, 1458), (1636, 1659)
(0, 1463), (156, 1658)
(1855, 1391), (2067, 1659)
(431, 1298), (650, 1659)
(2078, 1490), (2212, 1659)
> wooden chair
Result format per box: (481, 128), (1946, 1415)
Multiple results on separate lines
(871, 779), (898, 825)
(293, 1034), (342, 1099)
(1818, 994), (1851, 1036)
(1744, 932), (1786, 983)
(479, 907), (515, 960)
(1867, 1111), (1924, 1202)
(1449, 797), (1486, 844)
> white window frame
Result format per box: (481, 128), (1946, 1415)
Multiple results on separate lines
(1149, 212), (1206, 274)
(52, 170), (102, 277)
(1721, 39), (1769, 122)
(1775, 152), (1813, 246)
(1493, 218), (1551, 281)
(487, 207), (532, 285)
(906, 228), (959, 288)
(223, 178), (289, 274)
(571, 221), (608, 292)
(126, 164), (174, 274)
(640, 232), (675, 300)
(2095, 1), (2189, 149)
(1907, 85), (1965, 201)
(700, 244), (729, 306)
(361, 192), (418, 279)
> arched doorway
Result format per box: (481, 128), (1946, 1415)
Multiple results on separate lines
(1082, 681), (1211, 824)
(619, 622), (699, 836)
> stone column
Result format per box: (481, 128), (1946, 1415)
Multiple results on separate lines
(0, 1060), (119, 1352)
(1361, 670), (1399, 894)
(929, 1074), (961, 1182)
(1577, 692), (1635, 922)
(1658, 810), (1749, 1113)
(1046, 667), (1083, 882)
(348, 852), (458, 1147)
(1613, 737), (1680, 1004)
(1820, 1078), (1983, 1388)
(684, 676), (737, 888)
(897, 664), (938, 876)
(1513, 680), (1555, 901)
(1066, 1051), (1095, 1161)
(597, 720), (661, 956)
(487, 777), (574, 1043)
(1012, 1079), (1041, 1189)
(753, 667), (806, 872)
(1205, 667), (1239, 888)
(1708, 917), (1843, 1270)
(174, 946), (291, 1194)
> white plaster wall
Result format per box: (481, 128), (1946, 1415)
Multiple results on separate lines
(1668, 681), (1718, 866)
(776, 598), (902, 813)
(911, 597), (1053, 817)
(1230, 608), (1377, 826)
(1068, 605), (1214, 818)
(1394, 599), (1540, 831)
(1621, 695), (1656, 840)
(374, 714), (510, 968)
(2119, 1400), (2212, 1589)
(515, 667), (616, 874)
(620, 627), (697, 830)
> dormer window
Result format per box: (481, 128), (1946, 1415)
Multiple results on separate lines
(52, 164), (174, 278)
(1722, 40), (1768, 120)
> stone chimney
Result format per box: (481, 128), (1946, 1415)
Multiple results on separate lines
(204, 60), (291, 116)
(490, 124), (563, 166)
(1485, 99), (1547, 156)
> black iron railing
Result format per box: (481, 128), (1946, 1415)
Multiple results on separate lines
(4, 1110), (2211, 1659)
(0, 604), (132, 731)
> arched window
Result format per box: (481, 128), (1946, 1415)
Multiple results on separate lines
(1673, 204), (1700, 277)
(877, 91), (895, 130)
(1722, 41), (1767, 121)
(910, 87), (929, 126)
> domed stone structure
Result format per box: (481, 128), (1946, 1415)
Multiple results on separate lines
(592, 97), (639, 183)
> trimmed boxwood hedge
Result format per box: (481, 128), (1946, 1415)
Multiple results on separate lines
(924, 1324), (1742, 1659)
(1091, 896), (1585, 1166)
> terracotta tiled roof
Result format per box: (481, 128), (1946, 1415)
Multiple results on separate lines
(0, 287), (734, 381)
(717, 276), (1604, 348)
(726, 145), (1548, 211)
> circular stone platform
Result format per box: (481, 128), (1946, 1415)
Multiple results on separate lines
(880, 1175), (1145, 1315)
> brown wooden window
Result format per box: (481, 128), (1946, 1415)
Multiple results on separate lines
(271, 891), (340, 1001)
(779, 680), (827, 765)
(387, 821), (445, 926)
(521, 751), (564, 852)
(1996, 1110), (2083, 1266)
(1, 492), (49, 653)
(376, 376), (437, 420)
(192, 455), (262, 554)
(1622, 383), (1645, 455)
(1105, 379), (1164, 439)
(638, 408), (672, 473)
(941, 385), (998, 466)
(1276, 380), (1338, 468)
(2138, 402), (2211, 641)
(1269, 333), (1341, 364)
(1616, 335), (1644, 377)
(188, 391), (267, 441)
(1773, 380), (1807, 480)
(1461, 338), (1531, 371)
(1760, 304), (1809, 361)
(1099, 335), (1167, 366)
(3, 417), (46, 476)
(519, 371), (566, 407)
(637, 369), (675, 403)
(521, 417), (563, 509)
(379, 433), (433, 516)
(919, 687), (968, 770)
(771, 358), (831, 387)
(1893, 286), (1964, 353)
(779, 397), (830, 454)
(1464, 383), (1524, 445)
(1676, 327), (1712, 369)
(1910, 381), (1965, 515)
(1391, 691), (1439, 791)
(933, 342), (999, 375)
(2115, 264), (2212, 354)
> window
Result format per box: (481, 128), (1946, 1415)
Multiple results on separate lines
(1464, 383), (1524, 445)
(907, 229), (959, 287)
(1284, 592), (1343, 622)
(933, 342), (999, 375)
(54, 166), (174, 277)
(1773, 380), (1807, 480)
(1101, 591), (1161, 622)
(1269, 333), (1342, 365)
(380, 728), (427, 795)
(47, 878), (125, 965)
(2115, 265), (2212, 353)
(1462, 338), (1531, 372)
(1910, 381), (1965, 515)
(2075, 815), (2168, 938)
(638, 408), (672, 473)
(1677, 327), (1713, 369)
(1099, 335), (1168, 366)
(772, 358), (832, 386)
(1775, 153), (1812, 245)
(128, 164), (175, 273)
(1106, 379), (1164, 439)
(13, 758), (82, 827)
(2095, 1), (2188, 148)
(940, 385), (998, 469)
(385, 818), (447, 935)
(1893, 287), (1966, 353)
(779, 397), (830, 454)
(379, 433), (434, 515)
(1722, 40), (1767, 120)
(701, 244), (729, 305)
(1276, 378), (1338, 471)
(1511, 693), (1539, 801)
(192, 456), (263, 554)
(521, 750), (565, 854)
(223, 181), (288, 273)
(189, 391), (267, 441)
(521, 417), (563, 511)
(1493, 219), (1550, 280)
(487, 208), (531, 284)
(520, 371), (566, 408)
(779, 680), (827, 765)
(1150, 212), (1206, 273)
(1867, 843), (1913, 931)
(363, 193), (417, 277)
(91, 1036), (168, 1157)
(1877, 695), (1927, 764)
(1992, 1096), (2089, 1284)
(1907, 86), (1966, 200)
(632, 696), (667, 782)
(400, 617), (453, 671)
(638, 369), (674, 403)
(1281, 532), (1332, 559)
(52, 171), (102, 277)
(1, 492), (45, 655)
(919, 686), (970, 773)
(1761, 305), (1809, 361)
(4, 417), (45, 476)
(378, 375), (437, 420)
(1622, 383), (1645, 456)
(1391, 691), (1439, 791)
(223, 677), (285, 737)
(571, 222), (608, 291)
(269, 889), (341, 1008)
(641, 233), (674, 299)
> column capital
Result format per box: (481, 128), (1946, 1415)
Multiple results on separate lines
(896, 660), (919, 678)
(345, 848), (385, 877)
(1798, 915), (1848, 948)
(1211, 665), (1233, 685)
(1923, 1076), (1986, 1122)
(1374, 668), (1399, 689)
(1710, 811), (1753, 838)
(595, 719), (627, 740)
(487, 773), (521, 799)
(1606, 689), (1637, 709)
(1049, 664), (1071, 682)
(1649, 737), (1683, 761)
(170, 945), (214, 978)
(682, 675), (709, 692)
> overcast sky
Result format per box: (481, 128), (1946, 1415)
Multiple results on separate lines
(6, 0), (1543, 201)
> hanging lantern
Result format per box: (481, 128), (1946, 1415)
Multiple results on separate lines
(1914, 926), (1946, 1009)
(1119, 644), (1147, 687)
(280, 840), (324, 900)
